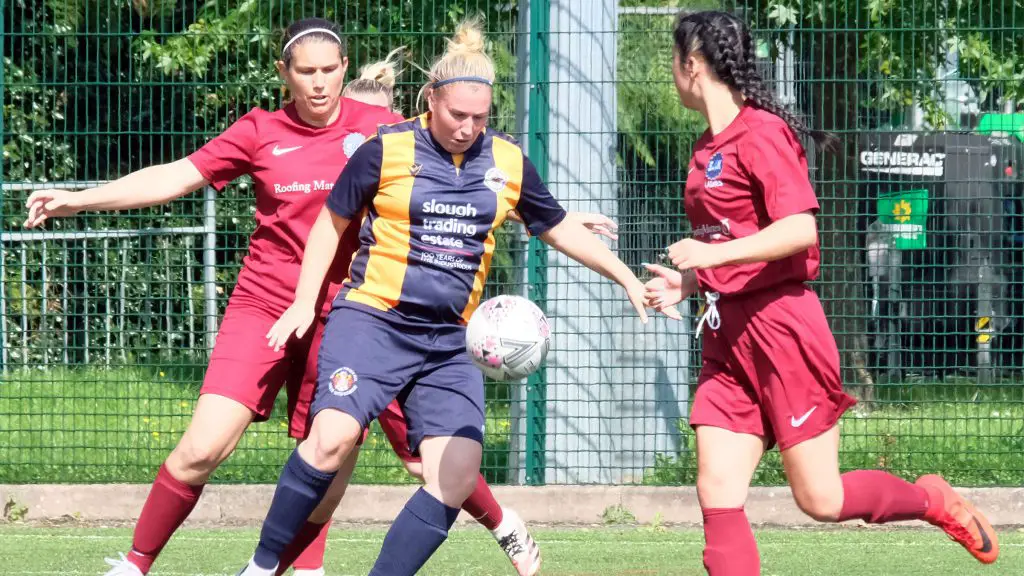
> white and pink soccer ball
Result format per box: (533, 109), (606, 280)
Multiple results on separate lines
(466, 295), (551, 381)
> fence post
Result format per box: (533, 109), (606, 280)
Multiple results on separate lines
(509, 0), (531, 485)
(203, 186), (218, 353)
(0, 0), (6, 373)
(20, 246), (28, 364)
(0, 245), (6, 372)
(524, 0), (551, 487)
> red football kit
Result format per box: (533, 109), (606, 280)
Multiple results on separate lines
(187, 98), (407, 440)
(684, 105), (856, 450)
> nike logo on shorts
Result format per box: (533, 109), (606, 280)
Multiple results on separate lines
(790, 406), (817, 427)
(272, 145), (303, 156)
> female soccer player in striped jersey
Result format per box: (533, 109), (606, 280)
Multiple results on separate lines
(328, 50), (616, 576)
(643, 10), (999, 574)
(235, 18), (648, 576)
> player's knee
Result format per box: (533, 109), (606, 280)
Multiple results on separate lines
(697, 471), (748, 509)
(305, 412), (361, 471)
(309, 432), (356, 470)
(792, 486), (843, 522)
(424, 462), (478, 504)
(438, 469), (478, 503)
(170, 433), (232, 477)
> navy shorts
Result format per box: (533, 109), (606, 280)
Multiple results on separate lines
(312, 303), (485, 455)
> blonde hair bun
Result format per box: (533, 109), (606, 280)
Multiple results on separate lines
(446, 19), (486, 55)
(356, 46), (405, 90)
(416, 17), (495, 111)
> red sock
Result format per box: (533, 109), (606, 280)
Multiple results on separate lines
(837, 470), (929, 523)
(461, 473), (503, 530)
(277, 520), (330, 574)
(127, 465), (205, 574)
(702, 508), (760, 576)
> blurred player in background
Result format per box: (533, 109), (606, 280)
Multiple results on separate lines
(643, 10), (999, 575)
(234, 18), (648, 576)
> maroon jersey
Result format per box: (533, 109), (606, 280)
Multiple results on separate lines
(188, 99), (403, 314)
(684, 105), (821, 296)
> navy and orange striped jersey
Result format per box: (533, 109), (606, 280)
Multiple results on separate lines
(326, 114), (567, 325)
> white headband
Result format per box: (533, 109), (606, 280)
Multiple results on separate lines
(282, 28), (341, 55)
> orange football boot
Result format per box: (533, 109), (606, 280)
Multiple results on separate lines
(916, 474), (999, 564)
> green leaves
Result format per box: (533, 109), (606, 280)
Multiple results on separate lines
(767, 1), (799, 27)
(2, 58), (75, 184)
(617, 12), (706, 171)
(865, 0), (894, 24)
(129, 0), (180, 20)
(740, 0), (1023, 130)
(44, 0), (83, 32)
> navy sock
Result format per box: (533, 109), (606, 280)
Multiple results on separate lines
(252, 450), (337, 570)
(368, 488), (461, 576)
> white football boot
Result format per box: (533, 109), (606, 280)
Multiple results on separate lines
(491, 508), (542, 576)
(102, 553), (144, 576)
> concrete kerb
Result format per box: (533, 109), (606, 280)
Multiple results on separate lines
(2, 485), (1023, 528)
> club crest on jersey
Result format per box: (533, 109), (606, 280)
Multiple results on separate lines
(343, 133), (367, 158)
(705, 151), (725, 188)
(409, 163), (423, 176)
(706, 152), (724, 179)
(484, 167), (508, 192)
(328, 367), (358, 397)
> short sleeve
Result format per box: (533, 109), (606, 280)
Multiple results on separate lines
(187, 109), (260, 190)
(741, 124), (820, 220)
(326, 135), (383, 219)
(516, 156), (568, 237)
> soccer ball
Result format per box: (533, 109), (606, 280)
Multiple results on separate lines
(466, 295), (551, 381)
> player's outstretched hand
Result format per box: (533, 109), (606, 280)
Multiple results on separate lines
(666, 237), (724, 270)
(24, 189), (79, 228)
(266, 303), (315, 352)
(643, 263), (685, 320)
(570, 212), (619, 240)
(625, 279), (650, 324)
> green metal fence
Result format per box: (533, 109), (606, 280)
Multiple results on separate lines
(2, 0), (1023, 487)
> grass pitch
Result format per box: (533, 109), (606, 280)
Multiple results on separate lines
(2, 525), (1022, 575)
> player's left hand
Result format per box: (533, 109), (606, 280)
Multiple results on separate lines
(642, 263), (686, 321)
(624, 279), (650, 324)
(666, 238), (725, 270)
(266, 303), (315, 352)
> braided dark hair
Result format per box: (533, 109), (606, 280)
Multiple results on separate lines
(673, 11), (839, 152)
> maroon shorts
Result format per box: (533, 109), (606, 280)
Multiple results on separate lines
(200, 298), (323, 440)
(689, 282), (857, 451)
(377, 400), (419, 463)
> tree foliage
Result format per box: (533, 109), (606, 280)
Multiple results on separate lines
(750, 0), (1024, 128)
